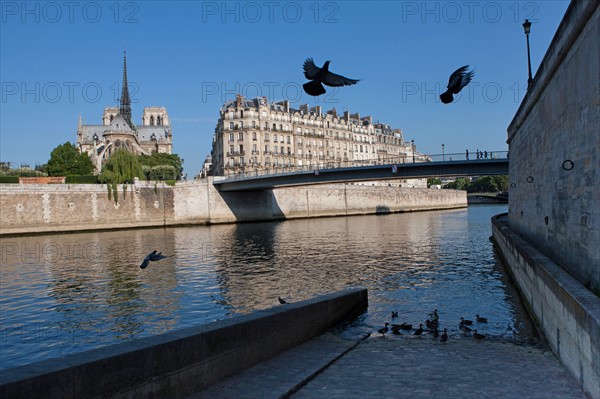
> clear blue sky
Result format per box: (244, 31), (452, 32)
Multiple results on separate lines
(1, 1), (570, 176)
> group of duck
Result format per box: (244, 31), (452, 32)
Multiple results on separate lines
(377, 309), (489, 342)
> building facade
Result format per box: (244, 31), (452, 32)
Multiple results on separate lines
(210, 95), (426, 184)
(77, 52), (173, 173)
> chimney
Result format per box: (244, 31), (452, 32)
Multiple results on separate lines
(236, 94), (243, 108)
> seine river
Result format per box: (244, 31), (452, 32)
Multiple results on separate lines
(0, 204), (538, 371)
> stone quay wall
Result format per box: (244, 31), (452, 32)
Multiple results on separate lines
(492, 215), (599, 398)
(0, 288), (368, 399)
(506, 1), (599, 293)
(0, 179), (466, 236)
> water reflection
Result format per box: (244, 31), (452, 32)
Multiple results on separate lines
(1, 204), (537, 371)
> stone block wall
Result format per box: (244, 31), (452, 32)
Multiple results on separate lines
(506, 1), (599, 293)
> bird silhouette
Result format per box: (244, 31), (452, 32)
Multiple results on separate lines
(414, 324), (424, 336)
(459, 323), (472, 334)
(460, 317), (473, 326)
(302, 58), (359, 96)
(440, 65), (474, 104)
(378, 323), (389, 336)
(440, 328), (448, 343)
(391, 311), (398, 319)
(278, 297), (288, 305)
(476, 314), (488, 323)
(473, 330), (486, 340)
(140, 250), (171, 269)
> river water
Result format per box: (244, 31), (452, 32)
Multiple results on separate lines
(0, 204), (539, 371)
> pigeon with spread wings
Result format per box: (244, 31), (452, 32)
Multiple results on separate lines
(440, 65), (474, 104)
(140, 250), (172, 269)
(302, 58), (359, 96)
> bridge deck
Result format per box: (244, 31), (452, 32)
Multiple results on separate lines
(213, 159), (509, 192)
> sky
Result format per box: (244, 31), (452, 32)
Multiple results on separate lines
(1, 0), (571, 176)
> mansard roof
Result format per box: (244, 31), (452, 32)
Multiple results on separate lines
(137, 125), (171, 141)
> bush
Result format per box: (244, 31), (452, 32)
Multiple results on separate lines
(0, 176), (19, 183)
(147, 165), (177, 180)
(65, 175), (99, 184)
(164, 179), (176, 186)
(1, 169), (47, 177)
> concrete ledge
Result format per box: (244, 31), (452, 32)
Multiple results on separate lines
(0, 288), (368, 399)
(491, 214), (600, 398)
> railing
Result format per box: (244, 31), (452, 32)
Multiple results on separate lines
(215, 151), (508, 182)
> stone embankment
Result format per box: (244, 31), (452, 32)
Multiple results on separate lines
(0, 179), (466, 236)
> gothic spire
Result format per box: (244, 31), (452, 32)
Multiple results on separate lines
(119, 51), (134, 129)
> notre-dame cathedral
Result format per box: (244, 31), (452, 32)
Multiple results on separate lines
(77, 52), (173, 173)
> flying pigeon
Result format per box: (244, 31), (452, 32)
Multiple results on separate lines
(440, 65), (474, 104)
(302, 58), (359, 96)
(140, 250), (171, 269)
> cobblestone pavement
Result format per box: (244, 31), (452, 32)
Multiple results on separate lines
(190, 333), (588, 399)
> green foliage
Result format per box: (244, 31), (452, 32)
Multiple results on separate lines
(139, 153), (183, 179)
(164, 179), (176, 186)
(147, 165), (177, 180)
(443, 175), (509, 193)
(0, 176), (19, 183)
(35, 163), (49, 173)
(47, 142), (94, 176)
(0, 168), (47, 177)
(107, 183), (112, 200)
(99, 149), (144, 184)
(427, 178), (442, 187)
(443, 178), (470, 190)
(65, 175), (99, 184)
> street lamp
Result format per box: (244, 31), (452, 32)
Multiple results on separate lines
(442, 143), (445, 162)
(411, 139), (415, 163)
(523, 19), (533, 88)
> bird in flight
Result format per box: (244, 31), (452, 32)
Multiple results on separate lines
(302, 58), (359, 96)
(440, 65), (474, 104)
(140, 250), (171, 269)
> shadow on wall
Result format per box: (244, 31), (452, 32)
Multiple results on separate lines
(375, 205), (391, 214)
(218, 190), (286, 222)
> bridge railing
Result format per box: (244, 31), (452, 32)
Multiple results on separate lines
(214, 151), (508, 182)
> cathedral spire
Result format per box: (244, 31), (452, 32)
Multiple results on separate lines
(119, 51), (134, 129)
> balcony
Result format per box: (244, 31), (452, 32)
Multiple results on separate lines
(226, 151), (245, 156)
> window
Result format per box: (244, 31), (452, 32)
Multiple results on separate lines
(265, 133), (270, 141)
(251, 120), (256, 128)
(273, 134), (278, 142)
(287, 136), (291, 144)
(240, 110), (244, 118)
(281, 146), (284, 154)
(229, 132), (235, 141)
(239, 157), (244, 165)
(252, 132), (257, 141)
(240, 121), (244, 129)
(238, 132), (244, 141)
(229, 145), (234, 154)
(229, 122), (234, 130)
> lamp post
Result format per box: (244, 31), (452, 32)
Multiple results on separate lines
(411, 139), (415, 163)
(442, 143), (445, 162)
(523, 19), (533, 88)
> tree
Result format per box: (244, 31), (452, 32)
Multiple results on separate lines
(47, 142), (94, 176)
(467, 176), (498, 193)
(427, 178), (442, 187)
(444, 178), (469, 190)
(99, 149), (144, 184)
(139, 153), (184, 179)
